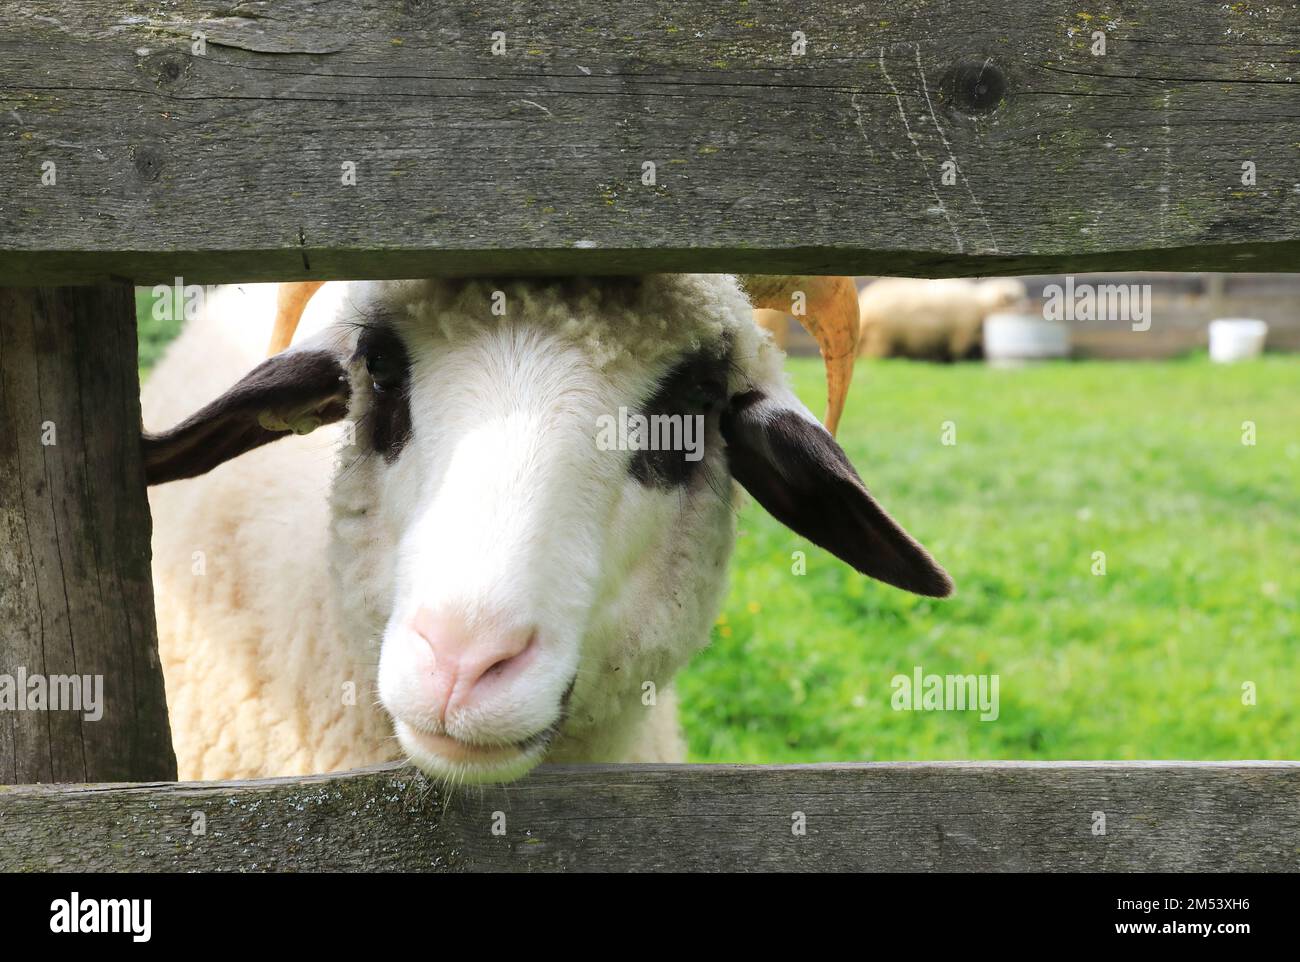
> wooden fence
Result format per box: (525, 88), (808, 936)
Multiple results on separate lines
(1, 1), (1298, 871)
(5, 762), (1299, 872)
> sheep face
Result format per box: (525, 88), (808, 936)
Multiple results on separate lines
(336, 277), (749, 782)
(143, 275), (952, 784)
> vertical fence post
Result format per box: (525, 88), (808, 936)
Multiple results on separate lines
(0, 283), (176, 784)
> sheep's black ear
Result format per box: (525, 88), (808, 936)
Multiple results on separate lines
(142, 349), (350, 486)
(721, 390), (953, 597)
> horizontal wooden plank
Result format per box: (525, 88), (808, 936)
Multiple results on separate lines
(2, 2), (1299, 283)
(2, 762), (1297, 871)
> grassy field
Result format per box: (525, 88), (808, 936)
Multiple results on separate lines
(137, 302), (1299, 762)
(680, 355), (1299, 762)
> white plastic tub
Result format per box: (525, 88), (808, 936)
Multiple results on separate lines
(983, 313), (1070, 365)
(1208, 318), (1268, 363)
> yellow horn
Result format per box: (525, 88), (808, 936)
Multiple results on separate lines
(268, 281), (327, 355)
(741, 275), (860, 436)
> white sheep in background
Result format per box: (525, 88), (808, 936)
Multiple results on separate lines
(142, 276), (950, 784)
(857, 277), (1028, 361)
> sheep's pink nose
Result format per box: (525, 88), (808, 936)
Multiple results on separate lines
(408, 608), (538, 721)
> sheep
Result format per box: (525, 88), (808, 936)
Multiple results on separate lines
(857, 277), (1027, 362)
(141, 276), (950, 784)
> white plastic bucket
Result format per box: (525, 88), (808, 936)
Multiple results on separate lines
(983, 313), (1070, 364)
(1208, 318), (1268, 363)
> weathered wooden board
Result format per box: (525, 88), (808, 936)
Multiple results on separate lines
(0, 285), (176, 784)
(2, 762), (1296, 871)
(1, 1), (1298, 284)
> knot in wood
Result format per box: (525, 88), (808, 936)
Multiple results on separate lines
(943, 57), (1007, 115)
(132, 146), (164, 183)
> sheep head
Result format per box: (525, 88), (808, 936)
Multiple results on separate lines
(144, 276), (948, 784)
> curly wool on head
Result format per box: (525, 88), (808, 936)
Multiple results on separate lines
(342, 275), (772, 378)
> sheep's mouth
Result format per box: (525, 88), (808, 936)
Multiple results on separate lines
(400, 725), (554, 766)
(399, 676), (576, 780)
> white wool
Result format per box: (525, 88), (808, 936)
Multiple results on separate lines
(144, 276), (788, 781)
(857, 277), (1028, 361)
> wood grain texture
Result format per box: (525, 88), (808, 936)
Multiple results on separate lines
(1, 762), (1296, 871)
(0, 285), (176, 784)
(1, 1), (1298, 283)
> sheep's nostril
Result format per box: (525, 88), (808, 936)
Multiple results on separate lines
(476, 628), (537, 681)
(451, 625), (538, 714)
(406, 608), (540, 714)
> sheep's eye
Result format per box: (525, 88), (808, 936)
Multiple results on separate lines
(354, 327), (413, 460)
(355, 323), (409, 394)
(628, 350), (729, 489)
(683, 380), (724, 411)
(365, 350), (404, 392)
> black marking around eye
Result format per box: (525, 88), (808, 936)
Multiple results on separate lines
(354, 323), (413, 461)
(628, 348), (729, 489)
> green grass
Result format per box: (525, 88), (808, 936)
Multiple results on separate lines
(137, 301), (1298, 762)
(135, 287), (184, 377)
(678, 355), (1300, 762)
